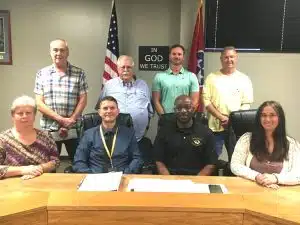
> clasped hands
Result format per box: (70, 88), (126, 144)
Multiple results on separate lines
(21, 165), (43, 180)
(220, 115), (229, 128)
(255, 173), (279, 189)
(58, 117), (77, 138)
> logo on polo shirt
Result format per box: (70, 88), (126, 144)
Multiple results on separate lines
(191, 136), (202, 147)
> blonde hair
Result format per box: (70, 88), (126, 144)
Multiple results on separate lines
(11, 95), (37, 115)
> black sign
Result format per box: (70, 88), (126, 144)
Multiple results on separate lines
(138, 46), (169, 71)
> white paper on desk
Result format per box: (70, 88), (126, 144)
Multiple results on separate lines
(127, 178), (211, 193)
(78, 172), (123, 192)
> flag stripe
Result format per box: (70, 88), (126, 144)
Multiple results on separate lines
(102, 0), (119, 84)
(105, 56), (118, 74)
(104, 62), (118, 78)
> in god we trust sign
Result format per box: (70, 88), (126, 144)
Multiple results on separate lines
(139, 46), (169, 71)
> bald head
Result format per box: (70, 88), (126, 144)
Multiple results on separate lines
(175, 95), (192, 106)
(174, 95), (194, 125)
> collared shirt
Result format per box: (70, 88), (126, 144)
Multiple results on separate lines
(153, 119), (217, 175)
(102, 126), (118, 152)
(152, 67), (199, 113)
(97, 77), (153, 141)
(202, 70), (253, 132)
(34, 62), (88, 131)
(73, 125), (143, 174)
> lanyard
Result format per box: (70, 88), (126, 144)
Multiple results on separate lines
(100, 126), (118, 169)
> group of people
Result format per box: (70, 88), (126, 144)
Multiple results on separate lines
(0, 38), (299, 189)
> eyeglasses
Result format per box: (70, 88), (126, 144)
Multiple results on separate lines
(119, 66), (133, 70)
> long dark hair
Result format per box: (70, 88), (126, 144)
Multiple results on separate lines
(250, 101), (289, 161)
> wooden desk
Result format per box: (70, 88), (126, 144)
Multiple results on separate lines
(0, 174), (300, 225)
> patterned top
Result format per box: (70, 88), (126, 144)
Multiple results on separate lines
(0, 129), (60, 179)
(34, 62), (88, 131)
(230, 132), (300, 185)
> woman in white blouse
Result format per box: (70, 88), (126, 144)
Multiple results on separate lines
(230, 101), (300, 189)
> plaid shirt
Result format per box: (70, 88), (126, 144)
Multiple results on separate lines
(34, 62), (88, 131)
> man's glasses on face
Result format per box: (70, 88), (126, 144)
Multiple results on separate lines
(120, 66), (133, 71)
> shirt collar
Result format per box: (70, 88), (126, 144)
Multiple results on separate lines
(50, 62), (71, 76)
(101, 124), (118, 135)
(175, 118), (195, 134)
(118, 77), (135, 87)
(167, 67), (185, 75)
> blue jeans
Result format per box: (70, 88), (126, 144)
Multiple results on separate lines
(213, 131), (230, 157)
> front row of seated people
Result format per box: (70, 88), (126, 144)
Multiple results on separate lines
(0, 95), (300, 189)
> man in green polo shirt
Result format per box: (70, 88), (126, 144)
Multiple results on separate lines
(152, 44), (199, 115)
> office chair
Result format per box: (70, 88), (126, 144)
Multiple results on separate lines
(228, 109), (257, 160)
(217, 109), (257, 176)
(79, 112), (133, 137)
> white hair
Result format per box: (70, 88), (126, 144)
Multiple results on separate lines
(11, 95), (37, 114)
(50, 38), (69, 51)
(117, 55), (134, 67)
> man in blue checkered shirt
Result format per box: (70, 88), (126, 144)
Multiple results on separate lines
(34, 39), (88, 162)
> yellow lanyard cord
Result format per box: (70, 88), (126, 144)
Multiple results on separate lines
(100, 126), (118, 168)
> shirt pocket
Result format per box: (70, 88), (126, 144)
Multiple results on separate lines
(134, 89), (149, 109)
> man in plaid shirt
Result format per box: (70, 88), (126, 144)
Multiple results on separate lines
(34, 39), (88, 162)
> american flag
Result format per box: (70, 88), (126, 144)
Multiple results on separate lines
(102, 0), (119, 84)
(188, 0), (204, 111)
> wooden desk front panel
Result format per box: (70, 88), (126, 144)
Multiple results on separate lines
(48, 210), (243, 225)
(244, 213), (299, 225)
(0, 208), (47, 225)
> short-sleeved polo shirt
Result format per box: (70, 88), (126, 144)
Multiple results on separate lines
(153, 120), (217, 175)
(152, 67), (199, 113)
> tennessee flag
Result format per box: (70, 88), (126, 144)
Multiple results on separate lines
(188, 0), (204, 111)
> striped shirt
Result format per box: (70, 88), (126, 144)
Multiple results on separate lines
(34, 62), (88, 131)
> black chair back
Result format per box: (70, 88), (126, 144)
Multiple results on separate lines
(158, 112), (208, 129)
(80, 112), (133, 136)
(227, 109), (257, 160)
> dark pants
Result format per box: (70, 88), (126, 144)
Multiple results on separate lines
(56, 138), (79, 162)
(137, 137), (153, 164)
(137, 137), (157, 174)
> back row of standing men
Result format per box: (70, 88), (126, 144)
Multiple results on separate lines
(34, 39), (253, 164)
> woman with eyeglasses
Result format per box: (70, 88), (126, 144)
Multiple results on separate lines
(231, 101), (300, 189)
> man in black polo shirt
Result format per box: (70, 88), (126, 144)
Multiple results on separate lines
(153, 95), (217, 175)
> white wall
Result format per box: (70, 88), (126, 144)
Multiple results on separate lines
(1, 0), (300, 146)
